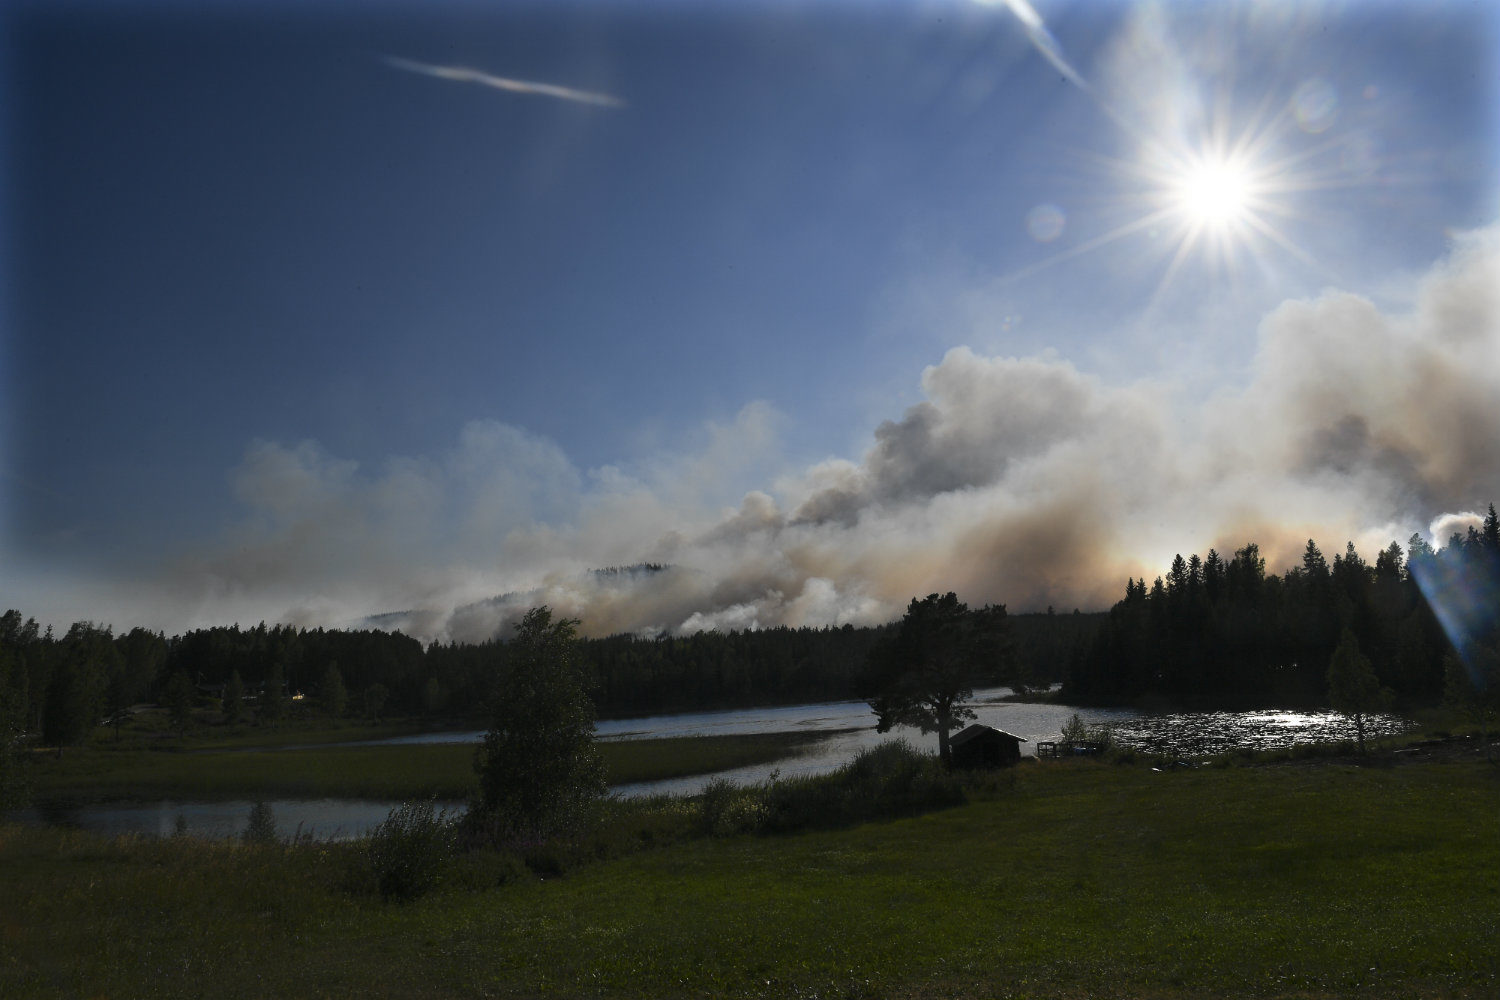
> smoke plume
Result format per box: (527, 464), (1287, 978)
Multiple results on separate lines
(148, 226), (1500, 641)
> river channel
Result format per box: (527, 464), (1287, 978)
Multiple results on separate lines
(10, 689), (1410, 841)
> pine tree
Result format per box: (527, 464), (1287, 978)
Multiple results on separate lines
(1302, 539), (1329, 579)
(1203, 548), (1225, 603)
(42, 654), (100, 754)
(318, 662), (348, 718)
(0, 643), (29, 808)
(259, 659), (286, 725)
(164, 670), (194, 739)
(223, 670), (244, 724)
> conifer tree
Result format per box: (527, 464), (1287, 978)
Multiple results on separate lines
(223, 670), (244, 724)
(318, 662), (348, 718)
(164, 670), (194, 738)
(259, 659), (286, 725)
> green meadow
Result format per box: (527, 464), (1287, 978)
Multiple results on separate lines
(23, 728), (834, 802)
(4, 754), (1496, 999)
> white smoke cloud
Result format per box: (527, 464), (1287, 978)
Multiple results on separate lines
(54, 223), (1496, 642)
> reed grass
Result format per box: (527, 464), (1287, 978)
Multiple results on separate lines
(25, 730), (833, 802)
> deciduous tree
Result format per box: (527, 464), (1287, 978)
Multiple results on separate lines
(863, 593), (1011, 766)
(1327, 628), (1389, 753)
(472, 607), (605, 840)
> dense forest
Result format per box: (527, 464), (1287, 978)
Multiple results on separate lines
(0, 598), (1097, 750)
(1063, 505), (1500, 710)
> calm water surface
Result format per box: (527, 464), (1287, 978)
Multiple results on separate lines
(9, 797), (447, 843)
(11, 690), (1409, 840)
(323, 688), (1098, 747)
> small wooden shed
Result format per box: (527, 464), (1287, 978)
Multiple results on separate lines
(949, 723), (1027, 769)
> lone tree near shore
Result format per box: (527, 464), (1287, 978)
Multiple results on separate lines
(472, 607), (605, 840)
(1327, 628), (1389, 754)
(863, 593), (1012, 766)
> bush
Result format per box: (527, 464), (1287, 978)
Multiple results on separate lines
(242, 801), (278, 845)
(759, 741), (966, 834)
(686, 742), (966, 839)
(698, 777), (766, 837)
(365, 799), (455, 902)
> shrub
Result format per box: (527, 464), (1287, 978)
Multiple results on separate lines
(242, 801), (278, 845)
(365, 799), (455, 902)
(760, 741), (966, 833)
(698, 777), (765, 837)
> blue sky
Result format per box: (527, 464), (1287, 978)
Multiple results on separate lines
(3, 0), (1497, 638)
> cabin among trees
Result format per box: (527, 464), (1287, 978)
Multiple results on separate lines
(949, 724), (1026, 768)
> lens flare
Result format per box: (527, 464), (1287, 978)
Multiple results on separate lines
(1409, 554), (1500, 677)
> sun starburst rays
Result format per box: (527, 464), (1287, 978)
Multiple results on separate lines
(1001, 96), (1342, 307)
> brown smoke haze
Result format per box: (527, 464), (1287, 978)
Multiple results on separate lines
(93, 226), (1500, 641)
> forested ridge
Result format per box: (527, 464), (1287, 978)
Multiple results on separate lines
(1064, 505), (1500, 709)
(3, 505), (1495, 751)
(0, 600), (1097, 748)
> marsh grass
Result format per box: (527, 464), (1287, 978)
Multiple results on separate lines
(25, 730), (832, 803)
(84, 709), (451, 751)
(687, 741), (967, 838)
(3, 758), (1495, 998)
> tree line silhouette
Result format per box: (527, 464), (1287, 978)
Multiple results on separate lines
(1063, 505), (1500, 709)
(0, 603), (1098, 751)
(4, 504), (1492, 755)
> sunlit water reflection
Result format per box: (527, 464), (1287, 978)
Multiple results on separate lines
(8, 691), (1412, 840)
(1102, 708), (1410, 758)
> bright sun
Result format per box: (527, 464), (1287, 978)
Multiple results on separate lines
(1005, 104), (1324, 295)
(1175, 157), (1253, 229)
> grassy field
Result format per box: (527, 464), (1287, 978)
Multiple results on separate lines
(20, 729), (833, 802)
(90, 713), (461, 751)
(3, 755), (1496, 999)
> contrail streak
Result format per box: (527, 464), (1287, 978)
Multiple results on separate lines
(979, 0), (1091, 93)
(384, 56), (626, 109)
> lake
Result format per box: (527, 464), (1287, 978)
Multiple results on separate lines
(9, 689), (1410, 840)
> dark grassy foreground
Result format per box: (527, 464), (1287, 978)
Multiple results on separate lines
(25, 730), (834, 802)
(4, 757), (1496, 999)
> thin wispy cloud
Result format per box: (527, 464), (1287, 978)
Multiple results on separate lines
(384, 55), (625, 109)
(979, 0), (1091, 92)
